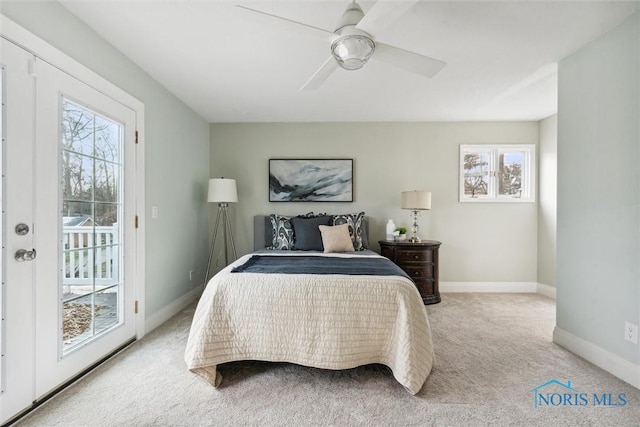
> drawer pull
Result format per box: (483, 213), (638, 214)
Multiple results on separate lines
(414, 255), (420, 260)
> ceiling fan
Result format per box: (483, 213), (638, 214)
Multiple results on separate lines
(237, 0), (446, 90)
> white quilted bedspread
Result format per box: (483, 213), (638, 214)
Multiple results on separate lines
(184, 252), (434, 394)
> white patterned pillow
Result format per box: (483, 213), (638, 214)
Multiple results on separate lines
(268, 214), (294, 250)
(331, 212), (367, 251)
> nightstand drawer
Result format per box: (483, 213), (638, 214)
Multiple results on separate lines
(397, 250), (433, 263)
(414, 280), (434, 297)
(402, 265), (433, 280)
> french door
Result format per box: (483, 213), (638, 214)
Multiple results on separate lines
(1, 38), (139, 423)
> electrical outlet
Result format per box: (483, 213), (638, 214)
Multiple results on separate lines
(189, 269), (194, 281)
(624, 322), (638, 344)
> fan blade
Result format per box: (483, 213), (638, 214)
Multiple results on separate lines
(356, 0), (420, 35)
(236, 5), (334, 41)
(301, 57), (339, 91)
(373, 42), (446, 78)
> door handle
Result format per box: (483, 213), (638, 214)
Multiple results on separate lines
(15, 248), (37, 262)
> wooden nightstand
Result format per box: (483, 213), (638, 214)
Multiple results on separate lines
(379, 240), (442, 305)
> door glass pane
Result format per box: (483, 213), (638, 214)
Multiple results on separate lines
(62, 150), (93, 201)
(94, 286), (119, 335)
(95, 203), (118, 226)
(62, 294), (94, 347)
(498, 151), (524, 197)
(62, 105), (95, 156)
(61, 98), (123, 354)
(94, 115), (120, 163)
(94, 162), (118, 203)
(463, 151), (490, 197)
(63, 200), (93, 218)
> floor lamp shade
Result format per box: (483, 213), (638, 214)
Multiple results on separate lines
(208, 178), (238, 203)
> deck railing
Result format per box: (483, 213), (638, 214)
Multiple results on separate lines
(62, 225), (119, 291)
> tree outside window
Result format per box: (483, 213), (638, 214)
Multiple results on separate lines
(463, 152), (490, 197)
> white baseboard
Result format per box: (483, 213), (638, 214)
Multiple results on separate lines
(441, 281), (538, 293)
(144, 285), (203, 334)
(440, 281), (556, 300)
(536, 282), (556, 299)
(553, 326), (640, 389)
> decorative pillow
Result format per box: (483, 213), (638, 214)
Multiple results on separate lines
(331, 212), (367, 251)
(319, 224), (355, 253)
(291, 216), (332, 251)
(267, 214), (294, 250)
(297, 211), (327, 219)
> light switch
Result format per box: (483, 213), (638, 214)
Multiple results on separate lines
(152, 205), (159, 219)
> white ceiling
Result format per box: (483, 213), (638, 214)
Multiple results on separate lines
(59, 0), (640, 123)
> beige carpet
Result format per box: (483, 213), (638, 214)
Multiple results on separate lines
(16, 293), (640, 426)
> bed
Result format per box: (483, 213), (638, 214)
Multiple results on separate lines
(184, 213), (434, 394)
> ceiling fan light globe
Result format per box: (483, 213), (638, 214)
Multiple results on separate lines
(331, 35), (375, 71)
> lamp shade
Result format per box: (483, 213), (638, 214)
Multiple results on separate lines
(208, 178), (238, 203)
(401, 190), (431, 210)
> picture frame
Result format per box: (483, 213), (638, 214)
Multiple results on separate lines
(269, 159), (353, 202)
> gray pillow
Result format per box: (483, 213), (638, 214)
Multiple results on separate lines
(292, 216), (332, 251)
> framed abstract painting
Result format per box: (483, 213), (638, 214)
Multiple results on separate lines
(269, 159), (353, 202)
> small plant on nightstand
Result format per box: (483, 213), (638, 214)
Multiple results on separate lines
(395, 227), (407, 241)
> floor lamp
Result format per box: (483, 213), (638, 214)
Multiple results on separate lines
(203, 178), (238, 287)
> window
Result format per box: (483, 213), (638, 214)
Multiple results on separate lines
(61, 97), (124, 353)
(460, 144), (535, 202)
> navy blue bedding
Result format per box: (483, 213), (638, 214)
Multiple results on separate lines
(231, 254), (410, 280)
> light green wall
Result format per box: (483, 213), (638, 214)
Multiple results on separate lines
(1, 2), (210, 317)
(538, 115), (557, 288)
(557, 12), (639, 364)
(210, 122), (539, 283)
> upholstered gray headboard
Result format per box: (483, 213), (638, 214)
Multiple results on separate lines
(253, 215), (270, 251)
(254, 215), (370, 251)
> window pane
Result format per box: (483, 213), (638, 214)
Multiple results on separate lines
(63, 247), (93, 284)
(94, 159), (119, 203)
(62, 101), (94, 155)
(62, 293), (95, 349)
(463, 152), (490, 197)
(62, 201), (93, 219)
(498, 151), (524, 196)
(94, 115), (120, 163)
(62, 151), (93, 201)
(94, 287), (119, 335)
(95, 203), (119, 227)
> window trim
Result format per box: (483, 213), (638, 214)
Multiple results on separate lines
(459, 144), (536, 203)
